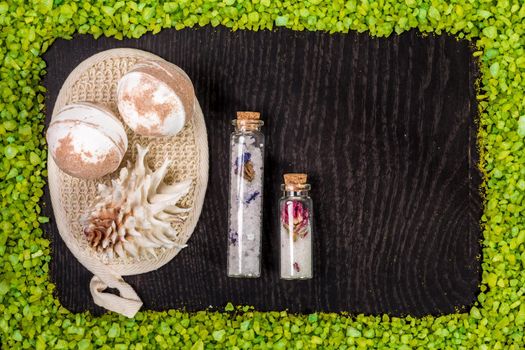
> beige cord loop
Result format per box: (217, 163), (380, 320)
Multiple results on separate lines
(90, 275), (143, 318)
(48, 49), (208, 318)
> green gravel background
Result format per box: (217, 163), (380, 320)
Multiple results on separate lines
(0, 0), (524, 348)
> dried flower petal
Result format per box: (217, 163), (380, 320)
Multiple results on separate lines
(282, 200), (310, 241)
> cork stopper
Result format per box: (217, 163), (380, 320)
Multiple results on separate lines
(284, 173), (307, 185)
(283, 173), (310, 191)
(234, 111), (263, 130)
(237, 111), (260, 120)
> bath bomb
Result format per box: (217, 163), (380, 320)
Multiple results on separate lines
(117, 59), (195, 137)
(46, 102), (128, 179)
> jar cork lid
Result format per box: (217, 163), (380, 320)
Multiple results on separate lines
(237, 111), (260, 120)
(283, 173), (310, 191)
(234, 111), (263, 130)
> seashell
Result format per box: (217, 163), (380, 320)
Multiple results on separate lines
(117, 59), (195, 137)
(46, 102), (128, 179)
(81, 144), (192, 261)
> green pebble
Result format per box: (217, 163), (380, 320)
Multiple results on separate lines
(3, 120), (17, 131)
(77, 339), (91, 350)
(347, 327), (361, 337)
(471, 306), (482, 319)
(307, 313), (318, 323)
(428, 7), (441, 21)
(275, 16), (288, 26)
(518, 116), (525, 137)
(212, 330), (225, 342)
(6, 168), (18, 180)
(37, 216), (50, 224)
(484, 48), (499, 60)
(0, 280), (9, 295)
(248, 12), (259, 23)
(107, 324), (120, 338)
(18, 124), (31, 136)
(0, 2), (8, 14)
(29, 152), (41, 165)
(490, 62), (500, 77)
(190, 340), (204, 350)
(4, 145), (18, 159)
(483, 26), (497, 39)
(240, 320), (250, 331)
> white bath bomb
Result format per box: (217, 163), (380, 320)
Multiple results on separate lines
(46, 102), (128, 179)
(117, 59), (195, 137)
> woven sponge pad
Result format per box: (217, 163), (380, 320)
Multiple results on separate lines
(48, 49), (208, 278)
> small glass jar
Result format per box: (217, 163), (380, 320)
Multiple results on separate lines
(279, 174), (314, 280)
(227, 112), (264, 277)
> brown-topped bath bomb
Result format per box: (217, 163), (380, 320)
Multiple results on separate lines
(117, 59), (195, 137)
(46, 102), (128, 179)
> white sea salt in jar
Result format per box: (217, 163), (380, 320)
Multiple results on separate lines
(227, 111), (265, 278)
(279, 173), (314, 280)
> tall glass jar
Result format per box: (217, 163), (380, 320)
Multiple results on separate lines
(227, 111), (264, 277)
(279, 173), (313, 280)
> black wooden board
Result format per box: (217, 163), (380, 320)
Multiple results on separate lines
(42, 26), (482, 317)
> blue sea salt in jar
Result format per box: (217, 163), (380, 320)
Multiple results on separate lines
(227, 111), (264, 278)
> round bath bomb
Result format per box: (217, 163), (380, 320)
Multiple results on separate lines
(117, 59), (195, 137)
(46, 102), (128, 179)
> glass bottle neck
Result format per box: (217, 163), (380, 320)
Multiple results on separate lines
(281, 184), (311, 197)
(232, 119), (264, 132)
(283, 190), (310, 197)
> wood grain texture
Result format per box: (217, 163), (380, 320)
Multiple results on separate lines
(42, 26), (482, 317)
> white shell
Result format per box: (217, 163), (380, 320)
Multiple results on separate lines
(117, 59), (195, 137)
(82, 144), (192, 261)
(46, 102), (128, 179)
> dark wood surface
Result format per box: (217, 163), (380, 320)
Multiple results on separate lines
(42, 26), (482, 317)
